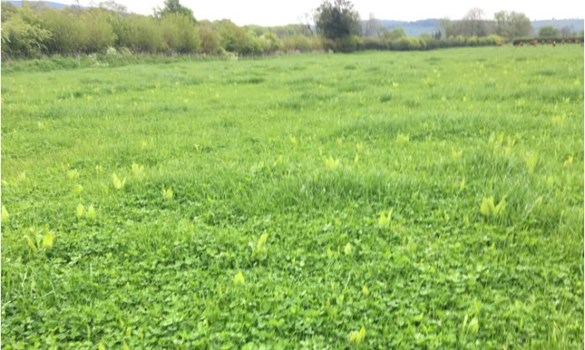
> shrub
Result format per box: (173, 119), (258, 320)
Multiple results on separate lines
(281, 35), (322, 53)
(117, 15), (164, 53)
(1, 7), (51, 58)
(159, 13), (199, 54)
(258, 32), (283, 54)
(80, 9), (116, 53)
(198, 23), (222, 55)
(390, 37), (426, 51)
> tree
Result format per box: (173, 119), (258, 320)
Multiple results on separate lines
(363, 13), (382, 37)
(538, 26), (560, 38)
(494, 11), (507, 36)
(494, 11), (531, 39)
(314, 0), (361, 40)
(560, 26), (573, 38)
(155, 0), (195, 23)
(461, 8), (487, 37)
(439, 18), (454, 38)
(297, 12), (314, 36)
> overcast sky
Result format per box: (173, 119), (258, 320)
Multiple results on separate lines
(34, 0), (585, 26)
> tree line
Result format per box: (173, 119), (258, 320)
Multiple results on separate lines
(318, 3), (582, 51)
(1, 0), (582, 60)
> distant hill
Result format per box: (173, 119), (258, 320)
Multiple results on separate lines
(379, 19), (441, 36)
(378, 18), (584, 37)
(3, 1), (76, 10)
(532, 19), (584, 34)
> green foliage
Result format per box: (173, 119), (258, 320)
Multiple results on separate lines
(349, 325), (366, 344)
(117, 14), (164, 53)
(281, 35), (321, 52)
(233, 272), (246, 285)
(159, 13), (200, 54)
(440, 11), (492, 38)
(494, 11), (532, 39)
(80, 9), (116, 53)
(154, 0), (195, 24)
(357, 33), (505, 51)
(1, 6), (51, 58)
(479, 196), (507, 217)
(1, 1), (18, 22)
(251, 233), (269, 261)
(217, 20), (262, 56)
(460, 8), (488, 37)
(2, 205), (10, 223)
(0, 4), (202, 57)
(198, 22), (223, 55)
(322, 35), (360, 52)
(1, 4), (525, 59)
(539, 25), (561, 38)
(393, 36), (426, 51)
(111, 173), (126, 190)
(315, 0), (361, 51)
(2, 46), (583, 348)
(258, 32), (283, 54)
(40, 9), (86, 54)
(380, 27), (406, 41)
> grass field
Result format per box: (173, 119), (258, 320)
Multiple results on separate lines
(1, 46), (583, 348)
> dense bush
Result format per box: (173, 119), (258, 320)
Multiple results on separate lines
(391, 37), (426, 50)
(216, 20), (250, 55)
(281, 35), (322, 53)
(258, 32), (283, 54)
(197, 22), (223, 55)
(159, 13), (200, 54)
(40, 10), (85, 54)
(81, 9), (116, 53)
(1, 7), (51, 58)
(117, 15), (164, 53)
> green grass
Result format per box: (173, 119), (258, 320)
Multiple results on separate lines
(2, 46), (583, 349)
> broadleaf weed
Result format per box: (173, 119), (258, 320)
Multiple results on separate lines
(112, 173), (126, 190)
